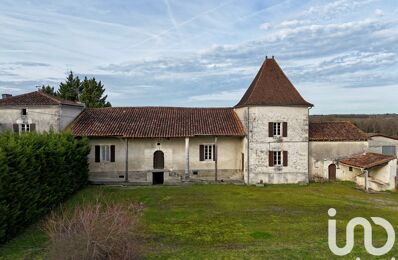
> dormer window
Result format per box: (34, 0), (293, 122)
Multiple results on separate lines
(22, 108), (27, 116)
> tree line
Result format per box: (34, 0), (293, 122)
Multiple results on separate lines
(39, 71), (111, 108)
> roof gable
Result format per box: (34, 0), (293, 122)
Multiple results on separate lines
(70, 107), (246, 138)
(309, 121), (368, 141)
(235, 57), (312, 107)
(0, 91), (83, 107)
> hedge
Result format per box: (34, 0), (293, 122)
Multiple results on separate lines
(0, 132), (90, 243)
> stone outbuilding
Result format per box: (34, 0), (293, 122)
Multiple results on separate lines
(340, 153), (397, 191)
(0, 91), (84, 133)
(309, 121), (369, 181)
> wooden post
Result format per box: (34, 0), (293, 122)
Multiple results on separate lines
(364, 169), (368, 192)
(215, 136), (218, 182)
(185, 137), (190, 181)
(125, 138), (129, 182)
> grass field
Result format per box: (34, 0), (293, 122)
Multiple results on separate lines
(1, 182), (398, 259)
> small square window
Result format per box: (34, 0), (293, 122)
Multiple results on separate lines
(22, 108), (27, 116)
(349, 167), (353, 172)
(20, 124), (30, 133)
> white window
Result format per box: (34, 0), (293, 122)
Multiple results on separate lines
(273, 122), (281, 136)
(273, 151), (282, 166)
(20, 124), (30, 133)
(101, 145), (110, 162)
(204, 144), (214, 160)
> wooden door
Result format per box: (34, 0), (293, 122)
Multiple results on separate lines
(328, 164), (336, 181)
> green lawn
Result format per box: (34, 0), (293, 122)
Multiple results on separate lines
(1, 182), (398, 259)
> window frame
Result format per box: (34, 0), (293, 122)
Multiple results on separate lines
(273, 151), (282, 166)
(100, 145), (111, 162)
(20, 123), (30, 133)
(382, 146), (396, 156)
(273, 122), (282, 137)
(202, 144), (214, 161)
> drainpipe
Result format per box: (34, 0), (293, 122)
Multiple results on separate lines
(364, 169), (369, 192)
(185, 137), (190, 181)
(307, 106), (312, 183)
(215, 136), (218, 182)
(125, 138), (129, 182)
(247, 107), (250, 185)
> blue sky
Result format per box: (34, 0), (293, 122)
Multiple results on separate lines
(1, 0), (398, 114)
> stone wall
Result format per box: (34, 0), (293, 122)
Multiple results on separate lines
(0, 105), (61, 132)
(235, 106), (309, 184)
(87, 136), (244, 184)
(309, 141), (368, 181)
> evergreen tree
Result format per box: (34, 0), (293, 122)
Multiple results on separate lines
(38, 85), (57, 96)
(57, 71), (82, 101)
(80, 77), (111, 108)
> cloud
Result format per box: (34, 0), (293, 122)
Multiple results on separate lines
(189, 88), (246, 101)
(303, 0), (376, 18)
(375, 8), (384, 16)
(1, 0), (397, 113)
(259, 22), (271, 30)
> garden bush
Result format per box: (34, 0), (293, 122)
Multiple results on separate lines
(0, 131), (90, 243)
(44, 201), (143, 260)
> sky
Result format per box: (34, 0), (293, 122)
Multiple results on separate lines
(0, 0), (398, 114)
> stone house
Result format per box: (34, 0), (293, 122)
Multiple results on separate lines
(1, 57), (396, 190)
(0, 91), (84, 133)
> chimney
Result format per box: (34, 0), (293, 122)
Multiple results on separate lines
(2, 94), (12, 99)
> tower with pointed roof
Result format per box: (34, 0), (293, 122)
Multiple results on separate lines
(235, 56), (312, 184)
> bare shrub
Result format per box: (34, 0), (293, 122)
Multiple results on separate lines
(44, 201), (144, 260)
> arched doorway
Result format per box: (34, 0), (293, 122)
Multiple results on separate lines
(328, 164), (336, 181)
(153, 151), (164, 184)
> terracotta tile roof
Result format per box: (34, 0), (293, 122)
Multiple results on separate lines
(235, 57), (313, 108)
(70, 107), (246, 138)
(309, 121), (368, 141)
(0, 91), (83, 107)
(340, 153), (396, 169)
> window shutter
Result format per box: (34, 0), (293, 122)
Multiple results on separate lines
(95, 145), (100, 162)
(13, 124), (19, 133)
(30, 123), (36, 132)
(283, 151), (288, 167)
(199, 145), (204, 161)
(283, 122), (287, 137)
(269, 151), (274, 167)
(268, 122), (273, 137)
(213, 144), (216, 161)
(110, 145), (115, 162)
